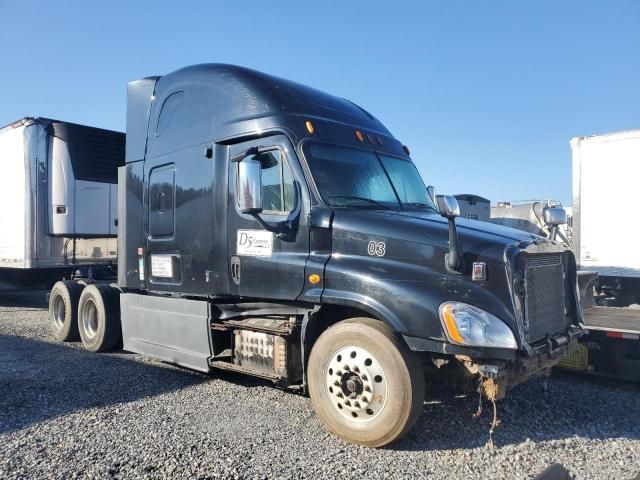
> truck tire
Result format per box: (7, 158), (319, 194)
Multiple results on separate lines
(307, 317), (425, 447)
(49, 280), (83, 342)
(77, 284), (121, 352)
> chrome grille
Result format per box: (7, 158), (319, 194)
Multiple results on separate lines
(523, 254), (566, 342)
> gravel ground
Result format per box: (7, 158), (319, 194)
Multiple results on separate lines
(1, 291), (639, 480)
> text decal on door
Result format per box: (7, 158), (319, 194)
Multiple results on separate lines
(150, 254), (174, 278)
(237, 230), (274, 256)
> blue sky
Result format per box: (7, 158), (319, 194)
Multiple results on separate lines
(1, 1), (638, 205)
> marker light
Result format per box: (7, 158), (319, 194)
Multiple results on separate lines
(366, 133), (375, 144)
(305, 121), (315, 134)
(402, 145), (411, 155)
(439, 302), (517, 349)
(355, 130), (364, 142)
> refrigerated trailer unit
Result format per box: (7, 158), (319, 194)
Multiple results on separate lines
(570, 129), (640, 381)
(0, 117), (123, 289)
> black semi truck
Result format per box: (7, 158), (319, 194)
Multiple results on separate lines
(48, 64), (584, 447)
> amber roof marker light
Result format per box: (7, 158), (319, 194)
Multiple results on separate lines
(305, 120), (315, 135)
(355, 130), (364, 142)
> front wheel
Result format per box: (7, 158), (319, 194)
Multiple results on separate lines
(307, 318), (425, 447)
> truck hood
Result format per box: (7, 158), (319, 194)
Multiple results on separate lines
(331, 209), (542, 253)
(325, 208), (563, 343)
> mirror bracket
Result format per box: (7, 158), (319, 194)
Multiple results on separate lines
(436, 195), (464, 273)
(231, 145), (276, 163)
(248, 181), (302, 241)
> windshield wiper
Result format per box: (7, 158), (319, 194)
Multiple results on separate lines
(328, 195), (396, 210)
(403, 202), (439, 213)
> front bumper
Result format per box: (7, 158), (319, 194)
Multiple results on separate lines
(404, 324), (583, 359)
(404, 326), (584, 399)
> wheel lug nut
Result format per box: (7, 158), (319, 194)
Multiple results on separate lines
(344, 365), (350, 371)
(362, 397), (368, 404)
(334, 380), (339, 387)
(361, 375), (368, 381)
(365, 385), (371, 392)
(354, 402), (360, 408)
(337, 392), (344, 398)
(353, 366), (360, 373)
(336, 371), (342, 376)
(345, 400), (351, 406)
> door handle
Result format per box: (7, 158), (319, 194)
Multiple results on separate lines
(230, 256), (241, 285)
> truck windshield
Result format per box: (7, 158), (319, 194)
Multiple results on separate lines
(303, 142), (437, 211)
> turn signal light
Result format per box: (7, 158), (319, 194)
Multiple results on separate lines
(305, 121), (315, 134)
(441, 303), (465, 344)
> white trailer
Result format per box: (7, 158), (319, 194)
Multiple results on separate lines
(0, 117), (123, 289)
(570, 129), (640, 381)
(571, 129), (640, 281)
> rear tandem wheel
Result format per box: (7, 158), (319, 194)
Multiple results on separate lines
(49, 280), (84, 342)
(77, 284), (121, 352)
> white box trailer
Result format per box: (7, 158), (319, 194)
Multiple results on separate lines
(0, 117), (123, 289)
(571, 129), (640, 280)
(570, 129), (640, 382)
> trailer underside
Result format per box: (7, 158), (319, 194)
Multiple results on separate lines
(582, 306), (640, 335)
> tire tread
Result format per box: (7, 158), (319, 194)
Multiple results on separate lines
(308, 317), (425, 447)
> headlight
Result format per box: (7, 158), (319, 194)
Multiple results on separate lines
(438, 302), (517, 349)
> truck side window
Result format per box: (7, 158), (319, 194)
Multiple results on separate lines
(155, 91), (184, 137)
(241, 150), (294, 214)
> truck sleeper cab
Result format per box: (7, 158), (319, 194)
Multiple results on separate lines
(49, 64), (583, 447)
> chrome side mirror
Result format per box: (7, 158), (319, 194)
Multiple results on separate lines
(543, 207), (567, 226)
(435, 195), (463, 273)
(237, 159), (263, 214)
(435, 195), (460, 219)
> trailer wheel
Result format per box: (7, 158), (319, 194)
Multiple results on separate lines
(307, 318), (425, 447)
(49, 280), (83, 342)
(77, 284), (121, 352)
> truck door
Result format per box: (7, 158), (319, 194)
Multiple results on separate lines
(227, 136), (309, 300)
(143, 90), (219, 295)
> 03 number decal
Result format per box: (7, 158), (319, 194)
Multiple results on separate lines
(367, 241), (386, 257)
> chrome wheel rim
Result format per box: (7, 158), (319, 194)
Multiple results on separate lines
(81, 299), (99, 340)
(325, 346), (387, 422)
(53, 295), (65, 329)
